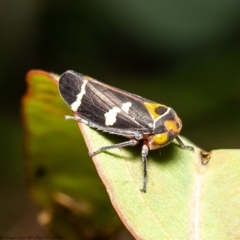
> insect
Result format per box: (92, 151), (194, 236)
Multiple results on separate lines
(58, 70), (193, 192)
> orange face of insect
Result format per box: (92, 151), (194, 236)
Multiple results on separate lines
(147, 108), (182, 150)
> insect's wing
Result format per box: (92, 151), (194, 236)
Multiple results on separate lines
(58, 71), (157, 135)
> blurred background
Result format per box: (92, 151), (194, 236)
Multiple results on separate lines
(1, 0), (240, 237)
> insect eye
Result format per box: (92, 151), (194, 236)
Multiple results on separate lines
(155, 106), (167, 115)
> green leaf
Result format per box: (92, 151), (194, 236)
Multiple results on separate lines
(78, 116), (240, 239)
(22, 70), (122, 239)
(23, 70), (240, 240)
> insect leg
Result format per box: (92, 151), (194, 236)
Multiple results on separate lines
(140, 143), (149, 193)
(175, 136), (194, 151)
(89, 139), (139, 157)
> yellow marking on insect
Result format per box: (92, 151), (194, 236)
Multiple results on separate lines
(164, 120), (178, 131)
(152, 133), (168, 146)
(144, 102), (165, 120)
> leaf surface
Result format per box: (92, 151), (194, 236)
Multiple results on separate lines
(23, 70), (240, 240)
(79, 112), (240, 240)
(22, 70), (121, 239)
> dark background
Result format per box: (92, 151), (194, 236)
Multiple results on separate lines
(1, 0), (240, 236)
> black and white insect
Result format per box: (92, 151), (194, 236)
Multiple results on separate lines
(58, 70), (193, 192)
